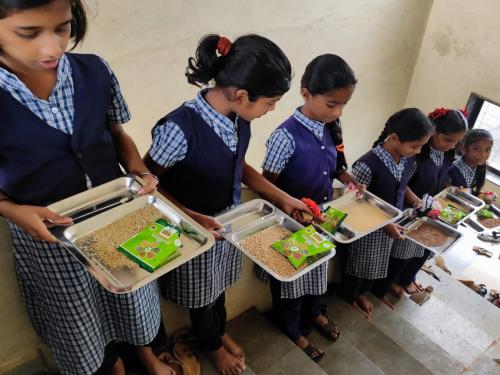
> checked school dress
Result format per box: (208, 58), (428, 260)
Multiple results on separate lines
(257, 108), (345, 299)
(149, 90), (251, 308)
(0, 53), (161, 374)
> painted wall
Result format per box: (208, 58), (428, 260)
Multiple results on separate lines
(0, 0), (433, 371)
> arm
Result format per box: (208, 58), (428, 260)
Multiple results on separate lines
(108, 123), (158, 194)
(404, 186), (422, 208)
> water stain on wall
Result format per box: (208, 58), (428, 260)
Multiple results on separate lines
(432, 27), (474, 59)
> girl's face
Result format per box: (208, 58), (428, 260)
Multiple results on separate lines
(393, 134), (432, 158)
(236, 95), (282, 121)
(432, 131), (465, 152)
(465, 139), (493, 166)
(301, 85), (355, 123)
(0, 0), (72, 73)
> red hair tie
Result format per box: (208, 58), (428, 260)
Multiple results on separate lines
(336, 144), (345, 152)
(428, 107), (451, 120)
(217, 36), (232, 56)
(460, 107), (468, 118)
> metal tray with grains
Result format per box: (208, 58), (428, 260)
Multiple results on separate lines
(396, 209), (462, 254)
(216, 200), (335, 282)
(48, 175), (215, 293)
(320, 190), (402, 243)
(434, 186), (484, 227)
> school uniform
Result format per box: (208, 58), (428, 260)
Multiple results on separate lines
(341, 145), (414, 303)
(0, 53), (161, 374)
(391, 147), (452, 287)
(449, 156), (476, 188)
(149, 90), (250, 351)
(257, 108), (345, 341)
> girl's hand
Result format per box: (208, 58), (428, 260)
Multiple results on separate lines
(278, 196), (317, 222)
(138, 173), (159, 195)
(3, 204), (72, 242)
(383, 223), (406, 240)
(191, 212), (224, 240)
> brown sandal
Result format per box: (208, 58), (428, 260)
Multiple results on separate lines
(302, 343), (324, 362)
(315, 315), (341, 341)
(173, 342), (200, 375)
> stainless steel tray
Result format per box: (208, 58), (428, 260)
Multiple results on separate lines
(216, 200), (335, 282)
(48, 176), (215, 293)
(434, 187), (484, 226)
(396, 209), (462, 254)
(466, 204), (500, 232)
(320, 190), (402, 243)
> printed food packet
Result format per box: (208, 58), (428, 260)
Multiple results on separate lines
(319, 207), (347, 234)
(272, 226), (335, 269)
(118, 218), (182, 272)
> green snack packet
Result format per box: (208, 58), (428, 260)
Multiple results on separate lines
(272, 226), (335, 269)
(118, 218), (181, 272)
(320, 207), (347, 234)
(439, 205), (467, 225)
(478, 208), (494, 219)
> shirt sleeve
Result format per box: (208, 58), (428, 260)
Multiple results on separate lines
(352, 161), (372, 186)
(261, 128), (295, 174)
(148, 120), (188, 168)
(98, 57), (132, 124)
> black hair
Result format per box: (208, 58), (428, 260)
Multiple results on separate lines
(186, 34), (291, 101)
(0, 0), (87, 50)
(419, 109), (468, 162)
(461, 128), (493, 195)
(372, 108), (434, 148)
(301, 54), (357, 94)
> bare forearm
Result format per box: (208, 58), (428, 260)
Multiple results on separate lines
(243, 163), (288, 204)
(405, 186), (420, 207)
(110, 124), (150, 175)
(338, 171), (358, 186)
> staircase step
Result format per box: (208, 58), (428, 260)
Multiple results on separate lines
(322, 296), (433, 375)
(370, 296), (465, 374)
(225, 308), (327, 375)
(390, 291), (494, 368)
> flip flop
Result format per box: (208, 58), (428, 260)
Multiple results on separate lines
(490, 289), (500, 300)
(302, 343), (324, 362)
(173, 342), (200, 375)
(473, 246), (493, 257)
(434, 256), (452, 275)
(421, 265), (441, 281)
(314, 315), (341, 341)
(478, 231), (500, 242)
(458, 279), (488, 297)
(410, 286), (433, 305)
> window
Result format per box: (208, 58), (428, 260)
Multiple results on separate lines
(466, 93), (500, 174)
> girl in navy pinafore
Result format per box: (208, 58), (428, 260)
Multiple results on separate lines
(449, 129), (493, 194)
(145, 34), (310, 375)
(259, 54), (362, 361)
(0, 2), (169, 374)
(390, 108), (467, 296)
(340, 108), (433, 320)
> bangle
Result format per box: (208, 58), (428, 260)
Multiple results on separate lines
(138, 172), (159, 182)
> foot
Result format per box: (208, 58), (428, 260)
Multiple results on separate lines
(137, 346), (178, 375)
(378, 295), (396, 310)
(353, 294), (373, 320)
(112, 357), (125, 375)
(313, 314), (341, 340)
(295, 336), (324, 361)
(390, 284), (405, 298)
(404, 282), (423, 294)
(221, 333), (245, 361)
(209, 346), (246, 375)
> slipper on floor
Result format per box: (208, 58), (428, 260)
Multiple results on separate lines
(409, 286), (433, 305)
(473, 246), (493, 257)
(458, 279), (488, 297)
(421, 265), (441, 281)
(173, 342), (200, 375)
(434, 256), (452, 275)
(302, 343), (324, 362)
(478, 231), (500, 243)
(314, 315), (341, 341)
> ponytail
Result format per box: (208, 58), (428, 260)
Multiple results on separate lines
(471, 164), (487, 196)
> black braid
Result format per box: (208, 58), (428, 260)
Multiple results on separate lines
(471, 164), (487, 196)
(326, 119), (348, 175)
(372, 126), (389, 148)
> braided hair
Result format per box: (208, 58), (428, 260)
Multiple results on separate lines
(372, 108), (433, 148)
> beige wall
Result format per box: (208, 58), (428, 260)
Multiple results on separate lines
(0, 0), (435, 371)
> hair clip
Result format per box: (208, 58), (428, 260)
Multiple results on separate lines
(217, 36), (232, 56)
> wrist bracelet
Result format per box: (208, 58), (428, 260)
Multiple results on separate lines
(138, 172), (159, 182)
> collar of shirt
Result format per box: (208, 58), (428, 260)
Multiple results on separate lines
(0, 54), (71, 99)
(185, 89), (239, 152)
(454, 156), (476, 185)
(373, 145), (408, 182)
(430, 146), (444, 167)
(294, 107), (325, 140)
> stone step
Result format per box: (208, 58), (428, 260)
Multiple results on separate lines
(224, 308), (327, 375)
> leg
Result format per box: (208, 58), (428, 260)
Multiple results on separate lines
(340, 274), (373, 320)
(398, 251), (431, 293)
(93, 342), (124, 375)
(216, 293), (245, 361)
(190, 297), (245, 375)
(371, 257), (408, 308)
(137, 319), (178, 375)
(270, 278), (324, 361)
(304, 294), (341, 341)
